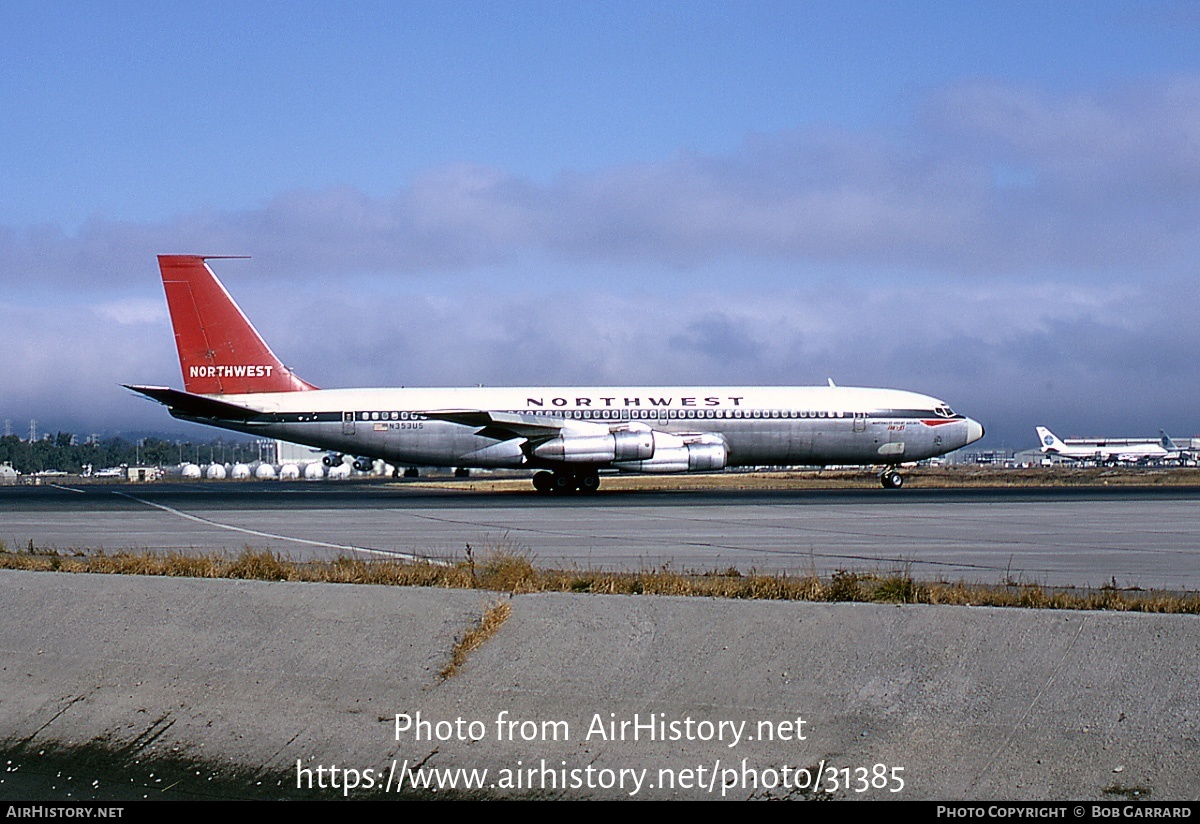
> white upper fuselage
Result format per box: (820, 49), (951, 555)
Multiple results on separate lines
(215, 384), (946, 415)
(211, 385), (967, 433)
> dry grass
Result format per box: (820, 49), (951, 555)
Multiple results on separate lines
(439, 599), (513, 680)
(1, 541), (1197, 615)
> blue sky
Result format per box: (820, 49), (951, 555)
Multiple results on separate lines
(3, 1), (1200, 447)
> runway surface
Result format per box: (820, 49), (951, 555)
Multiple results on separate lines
(3, 481), (1199, 590)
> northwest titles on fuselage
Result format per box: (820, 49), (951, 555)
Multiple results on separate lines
(527, 395), (743, 408)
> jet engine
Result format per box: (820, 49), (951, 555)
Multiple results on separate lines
(530, 429), (654, 463)
(614, 431), (727, 473)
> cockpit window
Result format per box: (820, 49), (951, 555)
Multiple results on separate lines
(934, 405), (955, 418)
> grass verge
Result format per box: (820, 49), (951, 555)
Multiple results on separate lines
(1, 542), (1197, 614)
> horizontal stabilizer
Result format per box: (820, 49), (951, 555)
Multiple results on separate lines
(123, 385), (262, 422)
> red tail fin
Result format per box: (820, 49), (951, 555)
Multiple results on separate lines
(158, 255), (317, 395)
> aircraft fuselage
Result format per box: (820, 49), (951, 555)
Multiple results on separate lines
(170, 385), (981, 469)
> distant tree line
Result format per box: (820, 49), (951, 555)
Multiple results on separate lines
(0, 434), (263, 474)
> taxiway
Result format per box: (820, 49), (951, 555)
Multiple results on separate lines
(3, 482), (1198, 590)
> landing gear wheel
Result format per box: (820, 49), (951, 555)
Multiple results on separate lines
(577, 472), (601, 494)
(550, 472), (577, 494)
(881, 471), (903, 489)
(532, 471), (554, 493)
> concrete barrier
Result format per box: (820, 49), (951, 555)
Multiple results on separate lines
(1, 570), (1195, 799)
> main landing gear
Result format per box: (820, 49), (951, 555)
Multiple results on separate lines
(879, 469), (904, 489)
(532, 469), (601, 494)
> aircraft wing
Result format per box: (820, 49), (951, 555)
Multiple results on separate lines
(422, 409), (607, 441)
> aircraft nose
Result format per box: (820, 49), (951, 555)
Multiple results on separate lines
(965, 418), (985, 444)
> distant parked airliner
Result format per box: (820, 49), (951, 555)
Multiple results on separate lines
(127, 256), (985, 492)
(1036, 426), (1180, 464)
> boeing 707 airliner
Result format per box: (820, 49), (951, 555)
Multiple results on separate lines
(127, 256), (984, 492)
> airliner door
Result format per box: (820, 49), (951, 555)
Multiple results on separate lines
(343, 411), (356, 435)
